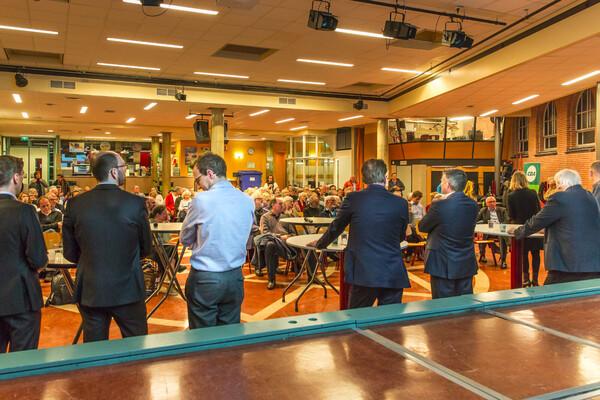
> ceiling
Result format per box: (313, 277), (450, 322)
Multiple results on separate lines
(0, 0), (597, 142)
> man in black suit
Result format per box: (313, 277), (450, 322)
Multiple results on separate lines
(420, 169), (479, 299)
(590, 161), (600, 209)
(308, 159), (410, 308)
(63, 151), (152, 342)
(510, 169), (600, 284)
(476, 196), (509, 269)
(0, 156), (48, 352)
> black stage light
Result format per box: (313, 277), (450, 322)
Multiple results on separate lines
(308, 9), (338, 31)
(353, 100), (364, 110)
(383, 20), (417, 40)
(141, 0), (163, 6)
(175, 92), (187, 101)
(441, 29), (474, 49)
(15, 73), (28, 88)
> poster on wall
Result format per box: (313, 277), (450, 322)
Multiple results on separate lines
(184, 146), (197, 165)
(69, 142), (85, 153)
(524, 162), (541, 192)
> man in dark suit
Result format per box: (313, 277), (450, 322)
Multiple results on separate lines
(63, 151), (152, 342)
(510, 169), (600, 284)
(590, 161), (600, 209)
(308, 159), (410, 308)
(476, 196), (509, 269)
(420, 169), (479, 299)
(0, 156), (48, 352)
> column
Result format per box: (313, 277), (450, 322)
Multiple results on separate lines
(151, 136), (160, 185)
(596, 82), (600, 158)
(377, 118), (389, 167)
(494, 117), (503, 195)
(161, 132), (171, 195)
(266, 140), (274, 178)
(211, 108), (225, 156)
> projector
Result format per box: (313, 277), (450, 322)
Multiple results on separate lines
(307, 9), (338, 31)
(353, 100), (364, 110)
(383, 20), (417, 40)
(441, 30), (474, 49)
(141, 0), (163, 6)
(175, 92), (187, 102)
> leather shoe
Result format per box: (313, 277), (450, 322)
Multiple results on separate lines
(480, 256), (487, 263)
(255, 269), (264, 277)
(275, 268), (285, 275)
(177, 265), (187, 273)
(267, 281), (276, 290)
(500, 262), (507, 269)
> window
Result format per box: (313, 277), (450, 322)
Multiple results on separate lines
(336, 127), (351, 150)
(517, 117), (528, 153)
(543, 101), (557, 150)
(576, 89), (595, 146)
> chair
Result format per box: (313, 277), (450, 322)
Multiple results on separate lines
(43, 232), (62, 249)
(474, 238), (498, 266)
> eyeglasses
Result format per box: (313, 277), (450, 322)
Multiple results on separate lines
(113, 164), (126, 170)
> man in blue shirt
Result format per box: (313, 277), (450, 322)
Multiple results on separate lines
(180, 153), (254, 329)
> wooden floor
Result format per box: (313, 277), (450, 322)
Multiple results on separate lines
(37, 244), (548, 349)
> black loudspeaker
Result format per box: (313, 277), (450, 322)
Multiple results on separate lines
(224, 121), (228, 145)
(399, 120), (406, 130)
(194, 120), (210, 143)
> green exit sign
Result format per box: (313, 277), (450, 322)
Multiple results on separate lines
(21, 137), (28, 141)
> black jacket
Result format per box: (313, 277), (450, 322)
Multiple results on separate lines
(63, 184), (152, 307)
(419, 192), (479, 279)
(316, 184), (410, 289)
(0, 194), (47, 316)
(477, 206), (509, 225)
(507, 188), (543, 251)
(515, 185), (600, 273)
(38, 209), (63, 232)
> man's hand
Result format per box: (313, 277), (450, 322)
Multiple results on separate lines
(57, 221), (63, 230)
(477, 232), (483, 239)
(280, 235), (290, 241)
(306, 240), (318, 248)
(506, 227), (516, 235)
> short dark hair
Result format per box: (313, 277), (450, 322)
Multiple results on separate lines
(444, 168), (468, 192)
(0, 156), (24, 187)
(361, 158), (387, 185)
(412, 190), (423, 199)
(57, 173), (64, 178)
(193, 152), (226, 178)
(91, 152), (119, 182)
(269, 198), (278, 209)
(591, 161), (600, 176)
(150, 205), (166, 219)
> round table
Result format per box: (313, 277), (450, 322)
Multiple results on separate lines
(474, 223), (543, 289)
(279, 217), (334, 234)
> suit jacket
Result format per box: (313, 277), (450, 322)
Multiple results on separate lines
(592, 181), (600, 210)
(0, 194), (47, 316)
(419, 192), (479, 279)
(62, 184), (152, 307)
(476, 206), (509, 225)
(515, 185), (600, 273)
(316, 184), (410, 289)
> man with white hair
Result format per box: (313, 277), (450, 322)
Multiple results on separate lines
(320, 195), (338, 218)
(510, 169), (600, 284)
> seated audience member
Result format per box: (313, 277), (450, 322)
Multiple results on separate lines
(252, 191), (268, 224)
(179, 190), (192, 211)
(149, 206), (182, 273)
(510, 169), (600, 285)
(17, 192), (30, 204)
(329, 184), (337, 193)
(84, 186), (91, 192)
(283, 196), (300, 218)
(303, 191), (324, 217)
(320, 195), (338, 218)
(133, 185), (145, 197)
(28, 188), (38, 205)
(37, 196), (63, 233)
(337, 188), (345, 200)
(146, 196), (157, 214)
(403, 200), (423, 263)
(289, 186), (299, 201)
(295, 192), (308, 212)
(426, 192), (442, 212)
(47, 192), (64, 213)
(148, 187), (164, 206)
(410, 191), (425, 219)
(165, 186), (182, 219)
(476, 196), (509, 269)
(53, 173), (71, 198)
(274, 187), (281, 196)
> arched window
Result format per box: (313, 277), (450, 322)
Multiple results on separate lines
(517, 117), (528, 153)
(543, 101), (557, 150)
(576, 89), (595, 146)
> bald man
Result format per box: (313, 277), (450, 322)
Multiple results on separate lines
(476, 196), (509, 269)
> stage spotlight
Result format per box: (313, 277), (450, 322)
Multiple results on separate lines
(307, 1), (338, 31)
(15, 73), (28, 88)
(382, 11), (417, 40)
(175, 92), (187, 101)
(441, 20), (473, 49)
(141, 0), (163, 6)
(353, 100), (364, 110)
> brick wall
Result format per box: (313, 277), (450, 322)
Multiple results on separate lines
(509, 87), (598, 190)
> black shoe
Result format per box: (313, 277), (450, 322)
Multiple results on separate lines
(500, 262), (507, 269)
(275, 268), (285, 275)
(532, 281), (539, 286)
(255, 269), (264, 277)
(480, 256), (487, 263)
(177, 265), (187, 273)
(523, 279), (532, 287)
(267, 281), (276, 290)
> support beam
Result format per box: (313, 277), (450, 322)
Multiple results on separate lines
(377, 119), (389, 168)
(151, 136), (160, 186)
(161, 132), (171, 197)
(266, 141), (274, 178)
(494, 117), (502, 196)
(596, 82), (600, 159)
(211, 108), (225, 156)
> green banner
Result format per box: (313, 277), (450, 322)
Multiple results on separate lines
(524, 162), (541, 191)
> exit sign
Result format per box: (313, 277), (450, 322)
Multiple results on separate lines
(21, 137), (28, 141)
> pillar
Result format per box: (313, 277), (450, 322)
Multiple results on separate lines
(377, 118), (389, 168)
(494, 117), (503, 195)
(596, 82), (600, 159)
(266, 140), (274, 178)
(211, 108), (225, 156)
(161, 132), (171, 195)
(151, 136), (160, 185)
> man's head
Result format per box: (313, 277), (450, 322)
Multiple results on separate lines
(146, 196), (157, 212)
(349, 174), (357, 183)
(84, 186), (90, 191)
(324, 196), (335, 210)
(266, 175), (274, 183)
(251, 191), (263, 210)
(361, 159), (387, 185)
(38, 196), (52, 216)
(192, 152), (227, 191)
(590, 161), (600, 184)
(150, 205), (169, 223)
(56, 174), (64, 182)
(283, 196), (294, 209)
(485, 196), (497, 211)
(555, 169), (581, 191)
(91, 151), (125, 185)
(28, 188), (38, 198)
(133, 185), (140, 194)
(49, 186), (59, 196)
(441, 169), (467, 194)
(412, 190), (423, 204)
(174, 186), (182, 195)
(391, 172), (397, 180)
(0, 155), (24, 195)
(309, 191), (320, 207)
(34, 171), (40, 179)
(269, 197), (285, 215)
(47, 193), (59, 209)
(319, 185), (328, 195)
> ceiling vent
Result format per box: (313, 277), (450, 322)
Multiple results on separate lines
(65, 96), (81, 100)
(279, 97), (297, 105)
(50, 80), (76, 89)
(212, 44), (278, 62)
(4, 48), (63, 65)
(104, 110), (116, 113)
(156, 88), (178, 96)
(342, 82), (389, 92)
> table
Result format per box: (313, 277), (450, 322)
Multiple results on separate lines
(474, 223), (543, 289)
(279, 217), (334, 234)
(284, 234), (408, 312)
(147, 223), (187, 319)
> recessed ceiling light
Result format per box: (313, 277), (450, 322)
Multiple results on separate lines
(47, 130), (54, 133)
(338, 115), (363, 121)
(290, 126), (307, 131)
(185, 114), (197, 119)
(0, 24), (58, 35)
(448, 116), (473, 121)
(335, 28), (391, 39)
(122, 0), (218, 15)
(479, 110), (498, 117)
(21, 112), (29, 118)
(275, 118), (295, 124)
(157, 133), (162, 136)
(142, 138), (152, 141)
(297, 59), (353, 67)
(144, 102), (157, 110)
(194, 72), (249, 79)
(105, 131), (111, 135)
(381, 67), (431, 75)
(261, 138), (266, 140)
(278, 79), (325, 86)
(512, 95), (539, 105)
(561, 70), (600, 86)
(80, 106), (88, 114)
(12, 94), (22, 103)
(126, 117), (136, 123)
(85, 136), (117, 140)
(97, 62), (160, 71)
(107, 38), (183, 49)
(249, 110), (270, 117)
